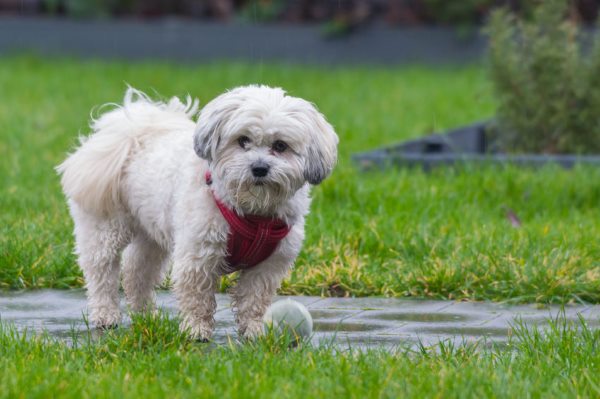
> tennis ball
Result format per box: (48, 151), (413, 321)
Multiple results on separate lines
(263, 299), (313, 341)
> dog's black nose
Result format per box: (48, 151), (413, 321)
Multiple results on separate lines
(251, 161), (270, 177)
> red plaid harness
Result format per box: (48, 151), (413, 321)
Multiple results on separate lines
(205, 172), (291, 273)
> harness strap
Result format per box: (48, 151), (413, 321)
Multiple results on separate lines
(204, 171), (291, 272)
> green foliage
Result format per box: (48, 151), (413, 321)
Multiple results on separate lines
(239, 0), (287, 23)
(423, 0), (494, 26)
(60, 0), (119, 18)
(486, 0), (600, 153)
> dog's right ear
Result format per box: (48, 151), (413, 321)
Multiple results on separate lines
(193, 90), (244, 162)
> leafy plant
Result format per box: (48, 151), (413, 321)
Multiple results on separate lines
(424, 0), (494, 26)
(486, 0), (600, 154)
(239, 0), (287, 23)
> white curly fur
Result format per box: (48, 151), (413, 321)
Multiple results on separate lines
(57, 86), (338, 340)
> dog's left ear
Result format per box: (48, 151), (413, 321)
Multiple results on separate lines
(194, 90), (244, 162)
(303, 108), (339, 185)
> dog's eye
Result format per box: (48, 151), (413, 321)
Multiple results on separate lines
(238, 136), (251, 148)
(272, 140), (288, 153)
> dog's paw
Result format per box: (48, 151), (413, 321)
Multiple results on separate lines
(97, 323), (119, 331)
(240, 320), (265, 340)
(91, 308), (122, 330)
(180, 318), (213, 341)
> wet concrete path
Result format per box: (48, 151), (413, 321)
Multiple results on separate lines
(1, 290), (599, 349)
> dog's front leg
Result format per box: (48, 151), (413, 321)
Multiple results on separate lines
(172, 258), (220, 341)
(232, 261), (290, 339)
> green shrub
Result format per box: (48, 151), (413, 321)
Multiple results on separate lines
(423, 0), (495, 27)
(486, 0), (600, 154)
(239, 0), (287, 23)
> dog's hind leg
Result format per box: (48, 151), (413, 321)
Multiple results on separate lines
(70, 202), (132, 329)
(122, 232), (168, 313)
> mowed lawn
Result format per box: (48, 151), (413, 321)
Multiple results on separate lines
(1, 56), (600, 302)
(2, 57), (600, 399)
(1, 312), (600, 398)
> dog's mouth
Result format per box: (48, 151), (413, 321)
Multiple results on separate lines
(247, 178), (281, 196)
(227, 177), (291, 214)
(252, 176), (271, 186)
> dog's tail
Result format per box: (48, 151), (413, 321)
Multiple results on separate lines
(56, 87), (199, 216)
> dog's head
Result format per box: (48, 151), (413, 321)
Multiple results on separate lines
(194, 85), (338, 214)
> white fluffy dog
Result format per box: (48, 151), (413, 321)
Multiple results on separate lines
(57, 85), (338, 340)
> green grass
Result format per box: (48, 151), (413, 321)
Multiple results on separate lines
(1, 312), (599, 398)
(1, 56), (600, 302)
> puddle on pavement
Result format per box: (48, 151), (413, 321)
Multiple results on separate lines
(215, 319), (236, 328)
(0, 302), (58, 312)
(366, 312), (471, 323)
(328, 334), (416, 348)
(314, 321), (383, 332)
(309, 310), (357, 320)
(417, 326), (511, 337)
(2, 290), (598, 351)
